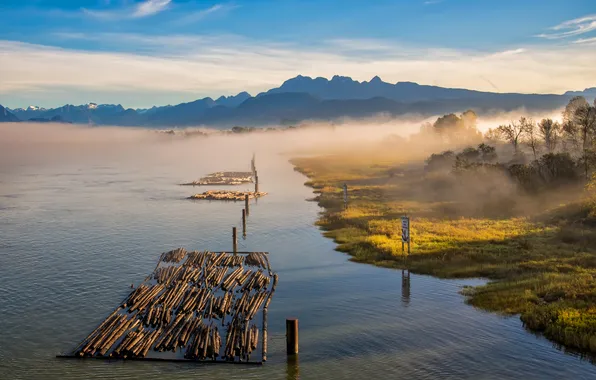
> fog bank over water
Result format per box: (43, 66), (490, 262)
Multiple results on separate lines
(0, 106), (565, 168)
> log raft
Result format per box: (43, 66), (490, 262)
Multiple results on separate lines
(60, 249), (275, 365)
(188, 190), (267, 201)
(181, 172), (254, 186)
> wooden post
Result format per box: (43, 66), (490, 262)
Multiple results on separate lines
(255, 174), (259, 195)
(286, 318), (298, 355)
(233, 227), (237, 254)
(245, 194), (249, 216)
(242, 209), (246, 237)
(262, 308), (268, 361)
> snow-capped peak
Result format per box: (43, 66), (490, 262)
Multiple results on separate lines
(87, 103), (98, 109)
(27, 105), (44, 111)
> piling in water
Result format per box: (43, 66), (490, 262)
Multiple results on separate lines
(242, 209), (246, 237)
(286, 318), (298, 355)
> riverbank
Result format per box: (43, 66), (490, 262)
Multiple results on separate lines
(291, 153), (596, 356)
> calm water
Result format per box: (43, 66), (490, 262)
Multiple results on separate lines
(1, 130), (595, 379)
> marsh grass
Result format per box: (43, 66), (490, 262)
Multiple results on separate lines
(292, 154), (596, 355)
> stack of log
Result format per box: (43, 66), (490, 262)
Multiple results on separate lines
(72, 250), (276, 362)
(224, 319), (260, 361)
(185, 251), (212, 268)
(185, 324), (222, 360)
(180, 171), (254, 186)
(188, 190), (267, 201)
(244, 252), (270, 272)
(112, 327), (162, 358)
(162, 248), (187, 263)
(76, 313), (140, 357)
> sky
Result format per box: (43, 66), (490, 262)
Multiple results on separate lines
(1, 0), (595, 108)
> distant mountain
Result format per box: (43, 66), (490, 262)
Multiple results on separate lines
(10, 103), (125, 124)
(0, 105), (19, 122)
(215, 92), (251, 108)
(145, 97), (217, 126)
(28, 115), (72, 124)
(6, 75), (593, 128)
(565, 87), (596, 100)
(259, 75), (561, 103)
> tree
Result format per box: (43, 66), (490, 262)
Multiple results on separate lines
(425, 150), (455, 172)
(562, 96), (596, 179)
(497, 119), (526, 153)
(429, 111), (481, 144)
(484, 128), (502, 144)
(477, 143), (497, 162)
(521, 117), (540, 160)
(537, 118), (560, 153)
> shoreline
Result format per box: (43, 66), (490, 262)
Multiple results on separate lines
(290, 156), (596, 359)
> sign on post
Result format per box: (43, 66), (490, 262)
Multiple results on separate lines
(401, 216), (410, 254)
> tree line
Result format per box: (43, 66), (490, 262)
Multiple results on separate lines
(423, 96), (596, 193)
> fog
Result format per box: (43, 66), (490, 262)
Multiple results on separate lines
(0, 106), (568, 185)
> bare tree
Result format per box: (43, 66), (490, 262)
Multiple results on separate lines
(537, 118), (560, 153)
(497, 119), (525, 153)
(562, 96), (596, 179)
(521, 117), (539, 160)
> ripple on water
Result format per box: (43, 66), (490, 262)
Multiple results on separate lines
(1, 154), (596, 380)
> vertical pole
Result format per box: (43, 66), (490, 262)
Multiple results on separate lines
(242, 209), (247, 237)
(286, 318), (298, 355)
(262, 308), (268, 361)
(233, 227), (237, 254)
(255, 174), (259, 195)
(245, 194), (250, 216)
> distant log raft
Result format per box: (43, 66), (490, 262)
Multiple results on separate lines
(188, 190), (267, 201)
(181, 172), (254, 186)
(65, 249), (276, 364)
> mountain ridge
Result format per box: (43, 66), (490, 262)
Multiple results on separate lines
(3, 76), (595, 127)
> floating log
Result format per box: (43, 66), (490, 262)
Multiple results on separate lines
(188, 190), (267, 201)
(181, 172), (254, 186)
(68, 249), (277, 363)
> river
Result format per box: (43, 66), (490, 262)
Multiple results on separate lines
(1, 125), (595, 379)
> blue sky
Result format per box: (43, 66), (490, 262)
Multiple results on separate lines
(1, 0), (595, 108)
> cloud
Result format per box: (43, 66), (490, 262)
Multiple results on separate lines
(1, 35), (596, 107)
(177, 4), (238, 25)
(424, 0), (444, 5)
(82, 0), (171, 20)
(574, 36), (596, 44)
(536, 14), (596, 39)
(133, 0), (171, 18)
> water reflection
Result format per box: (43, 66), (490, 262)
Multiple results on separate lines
(401, 269), (411, 306)
(286, 354), (300, 380)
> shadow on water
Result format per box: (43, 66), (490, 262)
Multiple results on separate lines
(401, 269), (411, 307)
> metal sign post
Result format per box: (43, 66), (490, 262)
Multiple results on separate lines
(401, 216), (410, 255)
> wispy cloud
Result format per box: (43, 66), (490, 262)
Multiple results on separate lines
(134, 0), (171, 18)
(2, 35), (596, 101)
(424, 0), (444, 5)
(82, 0), (172, 20)
(177, 4), (238, 25)
(574, 36), (596, 44)
(536, 14), (596, 39)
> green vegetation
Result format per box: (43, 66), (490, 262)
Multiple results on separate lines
(291, 97), (596, 355)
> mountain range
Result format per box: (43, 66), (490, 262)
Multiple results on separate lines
(3, 76), (595, 128)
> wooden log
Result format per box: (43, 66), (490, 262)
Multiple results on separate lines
(245, 194), (249, 216)
(262, 308), (268, 361)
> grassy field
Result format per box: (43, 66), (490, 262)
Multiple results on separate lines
(291, 152), (596, 355)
